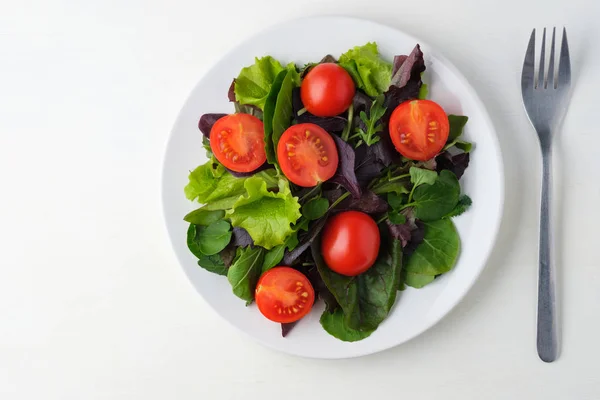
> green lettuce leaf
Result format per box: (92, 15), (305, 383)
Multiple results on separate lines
(227, 176), (301, 250)
(234, 56), (288, 110)
(184, 161), (278, 204)
(339, 43), (392, 97)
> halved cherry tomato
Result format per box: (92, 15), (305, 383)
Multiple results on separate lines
(209, 113), (267, 172)
(277, 123), (339, 187)
(388, 99), (450, 161)
(321, 211), (380, 277)
(301, 63), (355, 117)
(255, 267), (315, 323)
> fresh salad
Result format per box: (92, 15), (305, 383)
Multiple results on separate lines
(184, 43), (473, 342)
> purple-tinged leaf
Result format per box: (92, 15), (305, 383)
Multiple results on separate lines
(198, 113), (227, 138)
(283, 218), (328, 266)
(281, 321), (297, 337)
(228, 79), (236, 102)
(404, 220), (425, 256)
(390, 45), (425, 88)
(231, 227), (254, 247)
(329, 135), (361, 199)
(435, 152), (470, 180)
(337, 190), (388, 214)
(391, 55), (408, 76)
(352, 90), (373, 113)
(386, 220), (412, 247)
(322, 188), (344, 204)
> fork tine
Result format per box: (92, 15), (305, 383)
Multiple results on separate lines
(522, 29), (536, 92)
(537, 28), (546, 88)
(546, 28), (556, 88)
(558, 28), (571, 87)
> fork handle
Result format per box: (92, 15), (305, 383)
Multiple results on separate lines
(537, 147), (558, 362)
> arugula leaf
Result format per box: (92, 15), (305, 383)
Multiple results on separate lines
(197, 254), (228, 276)
(352, 94), (386, 147)
(227, 176), (301, 250)
(262, 70), (287, 164)
(227, 247), (265, 302)
(234, 56), (287, 109)
(183, 208), (225, 225)
(405, 219), (460, 276)
(409, 166), (438, 187)
(302, 197), (329, 220)
(186, 221), (232, 257)
(271, 69), (301, 151)
(412, 170), (460, 221)
(444, 195), (472, 218)
(339, 42), (392, 97)
(320, 309), (374, 342)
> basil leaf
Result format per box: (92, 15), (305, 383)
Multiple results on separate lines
(227, 247), (265, 302)
(413, 170), (460, 221)
(183, 208), (225, 225)
(320, 309), (374, 342)
(405, 219), (460, 276)
(302, 197), (329, 221)
(197, 254), (228, 276)
(187, 221), (232, 257)
(409, 166), (437, 187)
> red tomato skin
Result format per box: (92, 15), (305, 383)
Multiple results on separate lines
(255, 267), (315, 323)
(276, 123), (339, 187)
(301, 63), (355, 117)
(321, 211), (381, 277)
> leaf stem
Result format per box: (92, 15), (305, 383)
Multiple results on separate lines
(299, 183), (321, 202)
(376, 213), (389, 224)
(328, 192), (350, 211)
(341, 104), (354, 142)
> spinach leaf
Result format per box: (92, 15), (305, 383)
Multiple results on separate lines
(404, 271), (435, 288)
(302, 197), (329, 221)
(271, 69), (300, 151)
(405, 219), (460, 276)
(444, 195), (472, 219)
(447, 115), (469, 142)
(227, 247), (265, 302)
(313, 236), (403, 332)
(197, 254), (228, 276)
(183, 208), (225, 225)
(320, 309), (374, 342)
(409, 166), (437, 187)
(412, 170), (460, 221)
(387, 192), (405, 210)
(388, 211), (406, 225)
(187, 221), (232, 257)
(263, 70), (287, 164)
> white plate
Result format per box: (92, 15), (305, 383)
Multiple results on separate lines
(162, 16), (504, 359)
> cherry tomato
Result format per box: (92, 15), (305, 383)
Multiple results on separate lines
(300, 63), (355, 117)
(321, 211), (380, 277)
(277, 123), (339, 187)
(255, 267), (315, 323)
(388, 99), (450, 161)
(209, 113), (267, 172)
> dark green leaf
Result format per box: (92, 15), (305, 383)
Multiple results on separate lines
(197, 254), (228, 276)
(302, 197), (329, 220)
(371, 180), (410, 196)
(413, 170), (460, 221)
(262, 70), (287, 164)
(388, 211), (406, 225)
(272, 69), (300, 151)
(418, 83), (428, 99)
(187, 221), (232, 257)
(387, 192), (405, 210)
(405, 219), (460, 276)
(183, 208), (225, 225)
(262, 231), (300, 273)
(447, 115), (469, 142)
(444, 195), (472, 219)
(320, 309), (374, 342)
(227, 247), (265, 302)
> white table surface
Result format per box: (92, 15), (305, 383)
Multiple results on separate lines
(2, 0), (600, 399)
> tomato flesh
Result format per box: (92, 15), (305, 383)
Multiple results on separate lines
(388, 100), (449, 161)
(277, 123), (339, 187)
(255, 267), (315, 323)
(210, 113), (267, 172)
(321, 211), (380, 277)
(301, 63), (355, 117)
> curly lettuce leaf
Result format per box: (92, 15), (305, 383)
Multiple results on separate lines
(226, 176), (301, 250)
(339, 43), (392, 97)
(234, 56), (296, 110)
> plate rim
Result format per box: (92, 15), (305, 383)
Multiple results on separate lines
(161, 15), (505, 359)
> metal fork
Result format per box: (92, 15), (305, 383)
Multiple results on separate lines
(521, 27), (571, 363)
